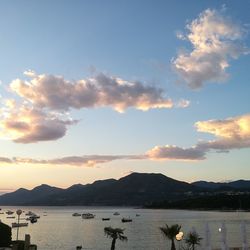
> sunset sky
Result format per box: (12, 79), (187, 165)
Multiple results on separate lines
(0, 0), (250, 194)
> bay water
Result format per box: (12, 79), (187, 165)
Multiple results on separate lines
(1, 206), (250, 249)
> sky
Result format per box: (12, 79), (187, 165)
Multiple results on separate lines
(0, 0), (250, 193)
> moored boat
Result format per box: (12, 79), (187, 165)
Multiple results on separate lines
(6, 210), (14, 215)
(82, 213), (95, 219)
(30, 217), (37, 223)
(121, 218), (132, 223)
(12, 222), (28, 228)
(102, 218), (110, 221)
(72, 213), (81, 217)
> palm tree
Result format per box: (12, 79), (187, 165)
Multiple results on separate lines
(104, 226), (128, 250)
(185, 231), (202, 250)
(159, 224), (181, 250)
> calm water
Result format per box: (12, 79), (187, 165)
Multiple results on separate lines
(1, 206), (250, 249)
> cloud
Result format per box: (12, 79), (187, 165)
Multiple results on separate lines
(10, 72), (174, 112)
(146, 145), (206, 161)
(0, 157), (12, 163)
(0, 154), (141, 167)
(196, 113), (250, 150)
(0, 102), (77, 143)
(146, 113), (250, 161)
(173, 9), (248, 89)
(176, 99), (190, 108)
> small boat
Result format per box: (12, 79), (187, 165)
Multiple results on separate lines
(102, 218), (110, 221)
(136, 214), (140, 217)
(121, 218), (132, 223)
(25, 211), (34, 216)
(12, 222), (28, 228)
(82, 213), (95, 219)
(113, 212), (120, 216)
(72, 213), (81, 217)
(30, 217), (37, 224)
(6, 210), (14, 215)
(6, 216), (15, 219)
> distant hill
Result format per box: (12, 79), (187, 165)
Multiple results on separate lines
(1, 173), (250, 207)
(0, 173), (198, 206)
(0, 184), (62, 205)
(192, 180), (250, 190)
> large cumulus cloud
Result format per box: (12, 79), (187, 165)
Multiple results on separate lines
(10, 71), (175, 112)
(173, 9), (248, 89)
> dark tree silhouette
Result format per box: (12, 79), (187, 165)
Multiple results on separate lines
(0, 222), (11, 247)
(104, 226), (128, 250)
(185, 231), (202, 250)
(159, 224), (181, 250)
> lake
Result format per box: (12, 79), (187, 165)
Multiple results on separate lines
(0, 206), (250, 249)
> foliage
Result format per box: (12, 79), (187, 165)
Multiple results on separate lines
(185, 231), (202, 250)
(104, 227), (127, 250)
(159, 224), (181, 250)
(0, 222), (12, 247)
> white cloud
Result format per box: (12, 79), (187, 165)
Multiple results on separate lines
(146, 145), (206, 161)
(176, 99), (190, 108)
(146, 113), (250, 161)
(173, 9), (248, 89)
(0, 102), (77, 143)
(10, 72), (174, 112)
(196, 113), (250, 150)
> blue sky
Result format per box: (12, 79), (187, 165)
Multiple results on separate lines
(0, 0), (250, 192)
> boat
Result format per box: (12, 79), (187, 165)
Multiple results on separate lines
(30, 217), (37, 223)
(72, 213), (81, 217)
(102, 218), (110, 221)
(6, 210), (14, 215)
(113, 212), (120, 216)
(136, 214), (140, 217)
(82, 213), (95, 219)
(6, 216), (15, 219)
(12, 222), (28, 228)
(121, 218), (132, 223)
(25, 211), (34, 216)
(26, 212), (40, 219)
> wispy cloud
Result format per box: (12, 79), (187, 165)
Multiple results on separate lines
(10, 71), (174, 112)
(0, 155), (142, 167)
(146, 145), (206, 161)
(0, 157), (13, 163)
(173, 9), (248, 89)
(0, 102), (77, 143)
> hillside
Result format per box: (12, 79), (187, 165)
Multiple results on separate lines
(0, 173), (197, 206)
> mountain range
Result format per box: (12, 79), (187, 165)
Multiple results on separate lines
(0, 172), (250, 206)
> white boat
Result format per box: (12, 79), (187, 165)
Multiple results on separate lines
(113, 212), (120, 216)
(82, 213), (95, 219)
(12, 222), (28, 228)
(25, 211), (35, 216)
(72, 213), (81, 217)
(26, 212), (40, 219)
